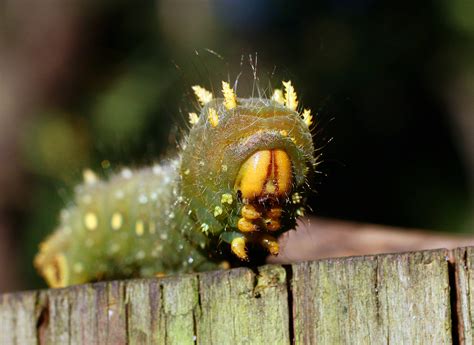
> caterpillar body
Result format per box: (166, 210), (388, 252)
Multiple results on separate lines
(35, 80), (317, 288)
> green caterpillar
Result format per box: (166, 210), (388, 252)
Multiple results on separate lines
(34, 80), (317, 288)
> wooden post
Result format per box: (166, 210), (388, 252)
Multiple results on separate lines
(1, 247), (473, 344)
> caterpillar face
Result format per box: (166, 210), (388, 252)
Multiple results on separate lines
(35, 79), (317, 287)
(181, 82), (315, 261)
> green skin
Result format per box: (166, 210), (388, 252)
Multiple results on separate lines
(35, 97), (315, 287)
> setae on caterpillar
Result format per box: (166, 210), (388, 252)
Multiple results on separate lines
(34, 79), (317, 288)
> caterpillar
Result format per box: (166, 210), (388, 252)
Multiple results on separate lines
(34, 79), (317, 288)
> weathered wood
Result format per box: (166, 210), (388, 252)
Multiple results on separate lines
(1, 247), (468, 344)
(292, 250), (452, 344)
(452, 247), (474, 344)
(196, 265), (289, 344)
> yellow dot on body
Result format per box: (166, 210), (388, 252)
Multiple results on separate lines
(135, 220), (145, 236)
(84, 212), (98, 231)
(221, 193), (233, 204)
(111, 212), (123, 230)
(214, 206), (223, 217)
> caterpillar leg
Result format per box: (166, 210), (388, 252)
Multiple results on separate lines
(256, 234), (279, 256)
(231, 236), (249, 261)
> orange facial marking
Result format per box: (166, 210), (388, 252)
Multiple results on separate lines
(234, 149), (293, 200)
(273, 149), (292, 197)
(235, 150), (271, 199)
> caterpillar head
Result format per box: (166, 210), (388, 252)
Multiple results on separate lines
(181, 81), (316, 261)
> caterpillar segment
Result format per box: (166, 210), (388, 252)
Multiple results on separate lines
(35, 79), (317, 287)
(182, 80), (316, 262)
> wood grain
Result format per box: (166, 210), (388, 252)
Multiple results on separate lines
(1, 247), (470, 344)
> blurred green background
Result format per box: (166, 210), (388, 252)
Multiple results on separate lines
(0, 0), (473, 291)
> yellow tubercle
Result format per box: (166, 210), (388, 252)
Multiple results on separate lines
(192, 85), (213, 106)
(222, 81), (237, 110)
(282, 80), (298, 110)
(272, 89), (285, 105)
(188, 112), (199, 125)
(302, 108), (313, 127)
(208, 107), (219, 127)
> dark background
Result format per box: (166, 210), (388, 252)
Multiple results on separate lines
(0, 0), (472, 291)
